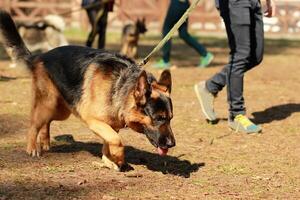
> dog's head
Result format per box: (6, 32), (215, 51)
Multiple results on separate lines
(136, 18), (147, 34)
(127, 69), (175, 155)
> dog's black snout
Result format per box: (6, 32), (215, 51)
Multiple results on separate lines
(166, 137), (176, 148)
(158, 135), (175, 148)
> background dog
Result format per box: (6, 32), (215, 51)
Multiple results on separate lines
(5, 14), (68, 68)
(120, 18), (147, 58)
(0, 10), (175, 171)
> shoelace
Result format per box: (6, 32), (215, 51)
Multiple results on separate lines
(235, 114), (253, 128)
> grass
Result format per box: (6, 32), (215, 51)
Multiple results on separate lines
(216, 164), (249, 175)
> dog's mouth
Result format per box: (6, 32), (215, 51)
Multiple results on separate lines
(146, 135), (169, 156)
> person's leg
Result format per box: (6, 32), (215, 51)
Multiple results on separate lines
(225, 0), (266, 120)
(178, 20), (208, 57)
(204, 0), (253, 119)
(205, 67), (227, 95)
(206, 0), (263, 93)
(248, 0), (264, 70)
(194, 19), (235, 121)
(86, 9), (97, 47)
(224, 7), (252, 120)
(205, 2), (236, 96)
(154, 0), (183, 68)
(97, 8), (108, 49)
(176, 0), (214, 67)
(224, 0), (263, 133)
(161, 18), (172, 63)
(162, 1), (182, 63)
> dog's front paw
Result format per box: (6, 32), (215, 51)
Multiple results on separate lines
(102, 155), (120, 171)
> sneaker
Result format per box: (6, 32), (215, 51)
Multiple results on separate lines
(229, 114), (262, 134)
(152, 59), (171, 69)
(199, 52), (214, 68)
(194, 81), (217, 121)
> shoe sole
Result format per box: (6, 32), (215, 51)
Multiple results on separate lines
(194, 84), (216, 121)
(229, 123), (262, 134)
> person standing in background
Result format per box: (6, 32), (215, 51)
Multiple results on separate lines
(82, 0), (114, 49)
(153, 0), (214, 69)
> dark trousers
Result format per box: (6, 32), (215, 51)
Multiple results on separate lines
(162, 0), (207, 62)
(206, 0), (264, 119)
(86, 7), (108, 49)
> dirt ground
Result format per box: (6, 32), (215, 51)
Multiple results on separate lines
(0, 35), (300, 200)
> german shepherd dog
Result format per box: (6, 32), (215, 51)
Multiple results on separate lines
(120, 18), (147, 58)
(0, 10), (175, 171)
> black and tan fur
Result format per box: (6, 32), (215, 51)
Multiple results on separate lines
(120, 18), (147, 59)
(0, 10), (175, 171)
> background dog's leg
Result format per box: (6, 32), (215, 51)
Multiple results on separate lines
(132, 46), (138, 58)
(4, 47), (17, 68)
(127, 46), (133, 58)
(121, 42), (129, 56)
(87, 119), (124, 171)
(38, 123), (51, 151)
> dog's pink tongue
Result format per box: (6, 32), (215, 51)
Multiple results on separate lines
(157, 147), (168, 156)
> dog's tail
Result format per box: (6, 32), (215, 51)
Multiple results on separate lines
(0, 10), (31, 65)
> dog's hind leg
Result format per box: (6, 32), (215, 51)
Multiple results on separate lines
(27, 96), (65, 156)
(27, 104), (53, 157)
(27, 63), (65, 157)
(86, 119), (124, 171)
(38, 97), (71, 152)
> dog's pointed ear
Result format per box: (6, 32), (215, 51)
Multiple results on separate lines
(134, 70), (150, 105)
(158, 69), (172, 94)
(142, 17), (146, 23)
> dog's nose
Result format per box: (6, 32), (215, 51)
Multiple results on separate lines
(166, 137), (175, 148)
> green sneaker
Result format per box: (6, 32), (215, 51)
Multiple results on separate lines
(152, 59), (171, 69)
(199, 52), (214, 68)
(194, 81), (217, 121)
(229, 114), (262, 134)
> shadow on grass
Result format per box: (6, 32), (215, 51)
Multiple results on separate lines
(252, 103), (300, 124)
(51, 135), (204, 178)
(0, 75), (17, 81)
